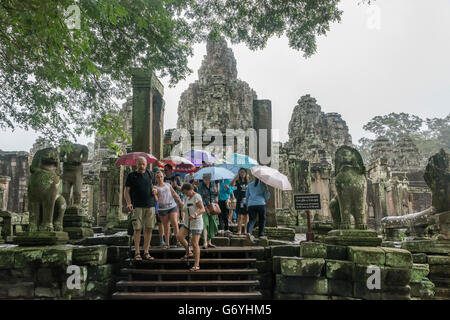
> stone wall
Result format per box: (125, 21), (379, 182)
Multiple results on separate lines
(273, 242), (415, 300)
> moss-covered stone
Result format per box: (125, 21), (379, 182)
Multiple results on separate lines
(326, 259), (354, 280)
(87, 264), (114, 282)
(41, 246), (73, 266)
(410, 279), (435, 299)
(382, 247), (412, 268)
(411, 264), (429, 283)
(328, 279), (353, 297)
(300, 242), (327, 258)
(280, 257), (325, 277)
(276, 275), (328, 295)
(381, 285), (411, 300)
(353, 281), (381, 300)
(353, 264), (384, 284)
(61, 265), (88, 298)
(35, 286), (62, 298)
(429, 264), (450, 277)
(7, 282), (35, 298)
(348, 246), (385, 265)
(402, 239), (450, 254)
(303, 294), (330, 300)
(383, 267), (412, 286)
(326, 244), (348, 260)
(412, 253), (427, 264)
(273, 256), (290, 274)
(14, 247), (44, 268)
(72, 245), (107, 266)
(427, 255), (450, 265)
(0, 247), (15, 269)
(270, 245), (300, 257)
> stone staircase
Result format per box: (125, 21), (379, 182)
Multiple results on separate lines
(112, 247), (263, 300)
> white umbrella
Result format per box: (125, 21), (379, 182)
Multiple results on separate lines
(250, 165), (293, 191)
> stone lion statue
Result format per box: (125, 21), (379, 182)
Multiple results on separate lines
(60, 143), (89, 206)
(330, 146), (367, 230)
(28, 147), (67, 232)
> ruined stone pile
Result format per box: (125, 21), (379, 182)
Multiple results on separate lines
(273, 242), (414, 300)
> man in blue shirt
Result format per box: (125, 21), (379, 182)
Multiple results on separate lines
(245, 178), (270, 238)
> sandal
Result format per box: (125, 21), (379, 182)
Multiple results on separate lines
(143, 253), (154, 260)
(190, 266), (200, 271)
(202, 244), (208, 249)
(180, 252), (193, 261)
(162, 245), (169, 250)
(208, 243), (216, 248)
(134, 254), (142, 261)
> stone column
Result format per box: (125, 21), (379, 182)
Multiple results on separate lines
(131, 69), (165, 159)
(0, 176), (11, 211)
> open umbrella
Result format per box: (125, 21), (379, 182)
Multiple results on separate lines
(116, 152), (158, 166)
(183, 150), (219, 167)
(250, 165), (292, 191)
(194, 167), (235, 181)
(157, 156), (196, 173)
(225, 153), (258, 168)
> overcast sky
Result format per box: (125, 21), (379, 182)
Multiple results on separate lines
(1, 0), (449, 152)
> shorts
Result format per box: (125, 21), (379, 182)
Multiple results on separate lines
(158, 206), (178, 216)
(236, 202), (248, 215)
(132, 207), (156, 230)
(180, 224), (202, 234)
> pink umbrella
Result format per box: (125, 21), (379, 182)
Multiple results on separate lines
(116, 152), (158, 166)
(157, 156), (197, 173)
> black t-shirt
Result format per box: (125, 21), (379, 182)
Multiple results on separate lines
(125, 170), (155, 208)
(234, 179), (249, 201)
(164, 175), (182, 189)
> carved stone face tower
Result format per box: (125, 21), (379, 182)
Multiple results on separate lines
(177, 36), (257, 133)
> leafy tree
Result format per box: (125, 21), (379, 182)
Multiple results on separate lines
(0, 0), (347, 147)
(358, 113), (450, 163)
(362, 113), (423, 144)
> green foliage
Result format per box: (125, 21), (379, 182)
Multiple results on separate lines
(1, 0), (345, 146)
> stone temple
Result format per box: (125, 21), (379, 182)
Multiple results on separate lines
(0, 36), (448, 301)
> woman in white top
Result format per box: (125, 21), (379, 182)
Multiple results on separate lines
(177, 183), (205, 271)
(154, 171), (183, 249)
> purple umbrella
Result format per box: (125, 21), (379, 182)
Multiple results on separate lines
(183, 150), (219, 167)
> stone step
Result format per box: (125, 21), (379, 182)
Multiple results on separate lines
(121, 268), (259, 276)
(128, 258), (256, 265)
(112, 291), (262, 300)
(116, 280), (259, 289)
(130, 246), (265, 259)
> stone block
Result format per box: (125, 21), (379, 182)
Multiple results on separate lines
(383, 267), (412, 286)
(412, 253), (427, 264)
(211, 237), (230, 247)
(254, 273), (273, 289)
(13, 231), (69, 246)
(382, 247), (412, 268)
(41, 246), (73, 267)
(326, 259), (354, 281)
(353, 264), (384, 284)
(300, 242), (327, 258)
(401, 239), (450, 254)
(7, 282), (35, 298)
(330, 296), (361, 300)
(14, 247), (44, 268)
(270, 245), (300, 257)
(328, 279), (353, 297)
(273, 256), (290, 274)
(325, 229), (382, 247)
(280, 257), (325, 277)
(273, 292), (304, 300)
(72, 245), (107, 266)
(62, 265), (88, 298)
(229, 238), (246, 247)
(0, 269), (11, 281)
(381, 285), (411, 300)
(348, 246), (385, 265)
(276, 275), (328, 295)
(427, 255), (450, 265)
(325, 244), (348, 260)
(256, 260), (272, 273)
(302, 294), (330, 300)
(85, 281), (112, 298)
(410, 264), (429, 283)
(64, 227), (94, 240)
(434, 287), (450, 299)
(11, 267), (34, 280)
(429, 264), (450, 277)
(353, 281), (381, 300)
(0, 247), (15, 269)
(87, 264), (114, 281)
(35, 286), (62, 298)
(410, 279), (435, 299)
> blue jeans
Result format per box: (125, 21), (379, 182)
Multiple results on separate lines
(247, 205), (266, 236)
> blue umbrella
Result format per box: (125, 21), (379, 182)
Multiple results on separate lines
(194, 167), (235, 181)
(224, 153), (259, 169)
